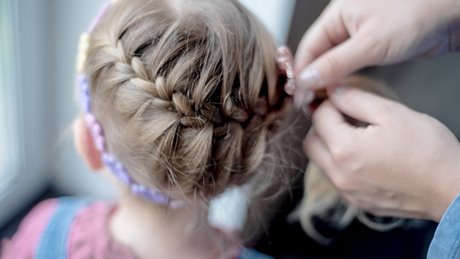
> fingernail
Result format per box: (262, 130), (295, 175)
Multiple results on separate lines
(294, 90), (305, 108)
(298, 68), (321, 90)
(284, 80), (296, 96)
(294, 88), (314, 109)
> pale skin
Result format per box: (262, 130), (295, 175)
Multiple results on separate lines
(73, 117), (221, 259)
(305, 87), (460, 221)
(295, 0), (460, 221)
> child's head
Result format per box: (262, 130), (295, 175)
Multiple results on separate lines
(77, 0), (291, 205)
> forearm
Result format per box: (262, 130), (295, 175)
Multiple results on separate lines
(429, 150), (460, 222)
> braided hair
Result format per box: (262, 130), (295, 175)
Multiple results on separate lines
(85, 0), (290, 203)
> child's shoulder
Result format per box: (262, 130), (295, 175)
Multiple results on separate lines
(2, 197), (134, 259)
(1, 198), (60, 258)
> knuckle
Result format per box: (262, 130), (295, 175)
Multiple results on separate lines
(321, 55), (342, 76)
(330, 144), (352, 164)
(331, 174), (353, 191)
(362, 35), (389, 65)
(365, 39), (383, 63)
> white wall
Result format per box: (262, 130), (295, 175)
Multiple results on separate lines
(239, 0), (296, 45)
(50, 0), (116, 198)
(0, 0), (56, 227)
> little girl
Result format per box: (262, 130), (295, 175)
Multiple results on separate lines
(1, 0), (296, 258)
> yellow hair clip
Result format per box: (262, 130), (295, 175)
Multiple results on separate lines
(76, 33), (90, 74)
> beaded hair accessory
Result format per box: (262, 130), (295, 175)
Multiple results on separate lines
(76, 2), (183, 208)
(276, 46), (326, 115)
(275, 46), (296, 96)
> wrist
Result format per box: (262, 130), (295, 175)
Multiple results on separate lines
(430, 188), (460, 222)
(430, 150), (460, 221)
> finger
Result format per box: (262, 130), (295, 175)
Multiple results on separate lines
(303, 128), (336, 174)
(311, 100), (354, 148)
(297, 35), (377, 91)
(328, 86), (398, 125)
(294, 3), (349, 73)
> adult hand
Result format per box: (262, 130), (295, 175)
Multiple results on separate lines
(304, 87), (460, 221)
(294, 0), (460, 106)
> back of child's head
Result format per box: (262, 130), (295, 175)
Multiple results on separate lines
(85, 0), (290, 204)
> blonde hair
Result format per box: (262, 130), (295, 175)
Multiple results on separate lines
(85, 0), (290, 206)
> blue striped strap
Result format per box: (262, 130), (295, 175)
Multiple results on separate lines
(36, 197), (92, 259)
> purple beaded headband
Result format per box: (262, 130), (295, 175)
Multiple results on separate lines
(76, 2), (183, 208)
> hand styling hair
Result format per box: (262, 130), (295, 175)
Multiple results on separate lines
(299, 76), (407, 245)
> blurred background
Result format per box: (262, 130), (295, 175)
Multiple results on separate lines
(1, 0), (459, 258)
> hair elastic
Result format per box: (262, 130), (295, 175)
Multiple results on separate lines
(76, 2), (183, 208)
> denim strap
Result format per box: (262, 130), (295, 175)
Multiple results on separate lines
(36, 197), (91, 259)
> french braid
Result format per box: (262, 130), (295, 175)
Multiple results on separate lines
(85, 0), (290, 202)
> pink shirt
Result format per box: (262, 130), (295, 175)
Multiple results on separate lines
(1, 198), (271, 259)
(1, 199), (135, 259)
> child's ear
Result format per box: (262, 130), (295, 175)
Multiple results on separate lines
(73, 117), (104, 171)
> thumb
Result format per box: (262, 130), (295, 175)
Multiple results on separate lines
(327, 86), (395, 125)
(297, 36), (376, 91)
